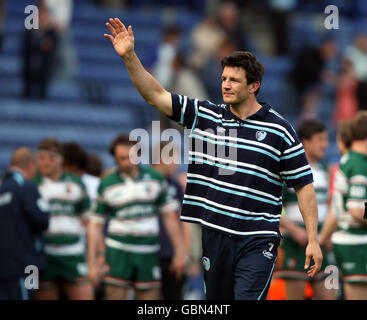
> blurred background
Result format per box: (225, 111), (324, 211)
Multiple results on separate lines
(1, 0), (367, 172)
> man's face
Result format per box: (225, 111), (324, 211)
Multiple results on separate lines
(221, 66), (257, 105)
(114, 144), (137, 175)
(303, 131), (329, 161)
(37, 150), (63, 177)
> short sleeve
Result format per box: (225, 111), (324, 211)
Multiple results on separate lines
(157, 179), (180, 214)
(346, 175), (367, 210)
(279, 125), (313, 188)
(168, 93), (199, 130)
(89, 182), (109, 224)
(77, 183), (91, 219)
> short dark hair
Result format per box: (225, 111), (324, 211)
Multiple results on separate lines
(38, 137), (63, 155)
(221, 51), (265, 96)
(86, 153), (103, 177)
(297, 119), (327, 141)
(62, 142), (88, 170)
(337, 120), (353, 149)
(350, 111), (367, 141)
(109, 134), (135, 156)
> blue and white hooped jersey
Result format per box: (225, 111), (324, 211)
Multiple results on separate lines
(169, 93), (313, 237)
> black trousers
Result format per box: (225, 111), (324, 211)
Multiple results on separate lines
(202, 227), (280, 300)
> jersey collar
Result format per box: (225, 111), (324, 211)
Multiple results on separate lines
(118, 166), (142, 181)
(224, 101), (270, 122)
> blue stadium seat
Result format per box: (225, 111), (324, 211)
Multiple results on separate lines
(0, 77), (23, 97)
(0, 56), (22, 76)
(48, 81), (82, 102)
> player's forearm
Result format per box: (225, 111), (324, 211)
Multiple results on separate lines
(182, 222), (192, 258)
(162, 212), (185, 256)
(296, 183), (319, 242)
(349, 208), (367, 221)
(87, 221), (104, 266)
(319, 205), (338, 246)
(122, 52), (172, 116)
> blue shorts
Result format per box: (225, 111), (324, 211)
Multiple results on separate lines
(202, 227), (280, 300)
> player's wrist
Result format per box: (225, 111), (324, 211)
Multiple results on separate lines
(121, 51), (135, 62)
(97, 251), (105, 257)
(307, 237), (319, 245)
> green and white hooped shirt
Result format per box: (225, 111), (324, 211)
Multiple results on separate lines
(90, 167), (178, 254)
(282, 161), (329, 225)
(34, 172), (90, 256)
(332, 151), (367, 245)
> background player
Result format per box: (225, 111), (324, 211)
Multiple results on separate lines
(278, 120), (335, 299)
(331, 112), (367, 299)
(88, 134), (185, 300)
(320, 120), (354, 249)
(0, 147), (49, 300)
(152, 141), (192, 300)
(35, 138), (93, 300)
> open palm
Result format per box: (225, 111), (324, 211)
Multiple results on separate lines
(104, 18), (134, 58)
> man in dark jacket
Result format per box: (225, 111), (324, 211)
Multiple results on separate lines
(22, 5), (58, 99)
(0, 147), (49, 300)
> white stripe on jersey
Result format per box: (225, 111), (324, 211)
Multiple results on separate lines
(105, 237), (160, 253)
(244, 119), (295, 143)
(46, 214), (84, 236)
(180, 216), (279, 237)
(45, 238), (85, 256)
(332, 230), (367, 245)
(189, 151), (281, 181)
(187, 173), (281, 201)
(280, 164), (311, 176)
(102, 180), (161, 207)
(193, 127), (281, 155)
(283, 143), (303, 155)
(350, 175), (367, 185)
(184, 194), (281, 218)
(198, 106), (237, 122)
(108, 215), (159, 237)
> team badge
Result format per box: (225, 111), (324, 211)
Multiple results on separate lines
(255, 130), (267, 141)
(202, 257), (211, 271)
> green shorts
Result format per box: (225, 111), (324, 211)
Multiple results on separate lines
(104, 245), (161, 290)
(277, 233), (334, 281)
(40, 254), (89, 288)
(332, 231), (367, 283)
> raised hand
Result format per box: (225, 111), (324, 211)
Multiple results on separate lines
(104, 18), (134, 58)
